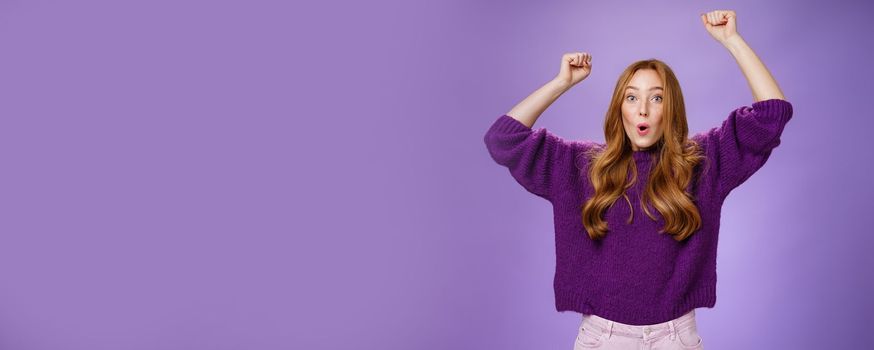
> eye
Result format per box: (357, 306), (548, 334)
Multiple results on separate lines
(626, 95), (636, 101)
(653, 95), (663, 102)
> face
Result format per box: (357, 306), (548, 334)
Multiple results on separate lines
(621, 69), (665, 151)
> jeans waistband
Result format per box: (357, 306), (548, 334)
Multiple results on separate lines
(580, 309), (697, 343)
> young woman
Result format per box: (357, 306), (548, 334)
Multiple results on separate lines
(483, 10), (792, 350)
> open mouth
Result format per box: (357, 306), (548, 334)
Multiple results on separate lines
(636, 123), (650, 136)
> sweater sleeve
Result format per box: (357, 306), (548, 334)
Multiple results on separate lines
(696, 99), (794, 200)
(483, 114), (577, 202)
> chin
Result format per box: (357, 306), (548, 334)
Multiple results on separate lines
(632, 139), (658, 150)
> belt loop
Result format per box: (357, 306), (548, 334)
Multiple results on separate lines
(668, 320), (676, 341)
(606, 320), (614, 339)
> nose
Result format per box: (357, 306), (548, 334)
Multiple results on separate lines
(639, 105), (648, 117)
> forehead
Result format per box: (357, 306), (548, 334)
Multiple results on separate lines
(626, 69), (663, 89)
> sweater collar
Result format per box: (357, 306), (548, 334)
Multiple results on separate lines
(631, 145), (660, 162)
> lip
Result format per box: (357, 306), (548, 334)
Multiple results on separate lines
(636, 122), (650, 136)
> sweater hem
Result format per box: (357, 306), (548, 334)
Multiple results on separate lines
(554, 284), (717, 325)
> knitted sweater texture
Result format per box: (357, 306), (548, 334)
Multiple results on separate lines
(483, 99), (793, 325)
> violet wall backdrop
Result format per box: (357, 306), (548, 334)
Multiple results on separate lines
(1, 0), (871, 349)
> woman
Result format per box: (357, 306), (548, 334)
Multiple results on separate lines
(483, 10), (792, 350)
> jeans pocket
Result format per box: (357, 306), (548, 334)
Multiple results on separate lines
(676, 326), (703, 349)
(574, 326), (603, 348)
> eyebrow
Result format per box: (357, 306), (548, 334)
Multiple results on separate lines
(626, 86), (664, 91)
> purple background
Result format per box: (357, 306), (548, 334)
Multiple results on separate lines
(1, 0), (871, 349)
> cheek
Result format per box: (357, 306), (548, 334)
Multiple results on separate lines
(622, 111), (633, 124)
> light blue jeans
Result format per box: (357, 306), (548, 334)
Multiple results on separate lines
(573, 309), (703, 350)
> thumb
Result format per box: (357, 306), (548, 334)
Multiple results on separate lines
(559, 54), (572, 74)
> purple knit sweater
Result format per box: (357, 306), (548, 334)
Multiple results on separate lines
(483, 99), (793, 325)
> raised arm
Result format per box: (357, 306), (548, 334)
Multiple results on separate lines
(506, 52), (592, 128)
(483, 51), (596, 201)
(701, 10), (786, 102)
(696, 10), (794, 199)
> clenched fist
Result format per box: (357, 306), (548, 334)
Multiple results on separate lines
(701, 10), (739, 44)
(555, 52), (592, 88)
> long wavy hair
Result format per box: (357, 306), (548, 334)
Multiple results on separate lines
(579, 59), (705, 242)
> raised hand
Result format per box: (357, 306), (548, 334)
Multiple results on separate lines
(701, 10), (739, 44)
(555, 52), (592, 88)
